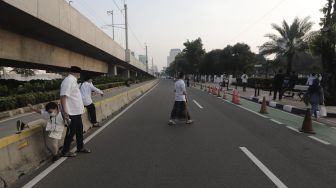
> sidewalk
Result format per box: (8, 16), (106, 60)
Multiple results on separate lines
(195, 82), (336, 127)
(0, 80), (155, 138)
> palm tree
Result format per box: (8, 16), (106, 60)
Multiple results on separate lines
(259, 17), (314, 75)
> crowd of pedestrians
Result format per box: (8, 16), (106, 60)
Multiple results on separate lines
(19, 66), (106, 161)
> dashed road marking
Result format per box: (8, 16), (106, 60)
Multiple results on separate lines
(193, 100), (204, 109)
(286, 126), (301, 133)
(308, 136), (331, 145)
(240, 147), (288, 188)
(270, 119), (284, 125)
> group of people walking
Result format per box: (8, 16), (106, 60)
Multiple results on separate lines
(22, 66), (104, 161)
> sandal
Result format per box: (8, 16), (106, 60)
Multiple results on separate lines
(77, 148), (91, 153)
(61, 152), (77, 157)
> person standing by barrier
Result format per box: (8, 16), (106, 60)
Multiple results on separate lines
(60, 66), (91, 157)
(273, 70), (285, 101)
(28, 102), (65, 161)
(305, 78), (325, 120)
(289, 71), (298, 90)
(168, 72), (193, 125)
(80, 77), (104, 127)
(306, 73), (316, 86)
(241, 73), (248, 92)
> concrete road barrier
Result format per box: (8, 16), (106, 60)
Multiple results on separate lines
(0, 80), (158, 187)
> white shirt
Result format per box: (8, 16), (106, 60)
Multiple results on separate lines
(60, 74), (84, 115)
(306, 75), (316, 86)
(41, 110), (64, 139)
(174, 79), (186, 101)
(80, 81), (103, 106)
(241, 74), (248, 83)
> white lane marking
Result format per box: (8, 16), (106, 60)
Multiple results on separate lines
(193, 100), (204, 109)
(221, 99), (268, 118)
(240, 147), (288, 188)
(270, 119), (283, 125)
(326, 119), (336, 124)
(0, 112), (35, 123)
(308, 136), (331, 145)
(22, 82), (159, 188)
(286, 126), (301, 133)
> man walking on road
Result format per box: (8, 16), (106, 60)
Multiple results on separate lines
(273, 70), (285, 101)
(80, 76), (104, 127)
(169, 72), (193, 125)
(60, 66), (91, 157)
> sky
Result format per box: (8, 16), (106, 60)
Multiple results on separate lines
(68, 0), (326, 71)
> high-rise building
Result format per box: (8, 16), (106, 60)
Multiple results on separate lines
(167, 48), (181, 67)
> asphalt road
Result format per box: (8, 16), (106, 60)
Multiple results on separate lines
(0, 81), (152, 138)
(19, 80), (336, 188)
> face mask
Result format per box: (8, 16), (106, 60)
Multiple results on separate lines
(49, 111), (57, 117)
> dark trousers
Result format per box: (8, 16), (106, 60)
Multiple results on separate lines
(62, 115), (84, 154)
(242, 83), (247, 92)
(273, 87), (283, 100)
(85, 103), (97, 124)
(170, 101), (191, 120)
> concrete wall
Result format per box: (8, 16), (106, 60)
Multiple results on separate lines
(0, 80), (158, 187)
(0, 28), (108, 73)
(3, 0), (145, 72)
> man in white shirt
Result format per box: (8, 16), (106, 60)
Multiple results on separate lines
(306, 73), (316, 86)
(60, 66), (91, 157)
(169, 72), (193, 125)
(80, 77), (104, 127)
(241, 73), (248, 92)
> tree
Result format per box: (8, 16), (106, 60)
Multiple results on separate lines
(259, 17), (314, 75)
(182, 38), (206, 74)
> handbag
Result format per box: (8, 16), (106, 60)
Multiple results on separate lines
(320, 105), (327, 117)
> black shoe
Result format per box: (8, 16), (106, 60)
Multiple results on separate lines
(52, 155), (60, 162)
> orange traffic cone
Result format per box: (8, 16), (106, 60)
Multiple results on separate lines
(235, 91), (241, 105)
(232, 89), (237, 103)
(223, 90), (227, 100)
(259, 96), (268, 114)
(299, 108), (315, 134)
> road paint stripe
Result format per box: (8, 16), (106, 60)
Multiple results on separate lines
(326, 119), (336, 124)
(286, 126), (301, 133)
(221, 99), (268, 118)
(193, 100), (204, 109)
(240, 147), (287, 188)
(308, 136), (331, 145)
(22, 82), (159, 188)
(270, 119), (283, 125)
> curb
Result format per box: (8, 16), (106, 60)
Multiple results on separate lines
(237, 94), (336, 118)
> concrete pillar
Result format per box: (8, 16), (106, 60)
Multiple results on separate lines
(122, 69), (130, 79)
(108, 64), (118, 76)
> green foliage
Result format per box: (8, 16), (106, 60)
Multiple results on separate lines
(259, 17), (314, 75)
(166, 39), (257, 77)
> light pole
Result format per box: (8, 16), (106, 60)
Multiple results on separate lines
(145, 44), (148, 73)
(124, 3), (129, 51)
(107, 10), (115, 40)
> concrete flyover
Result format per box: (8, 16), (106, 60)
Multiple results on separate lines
(0, 0), (149, 76)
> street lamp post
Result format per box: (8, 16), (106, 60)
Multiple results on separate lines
(107, 11), (115, 40)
